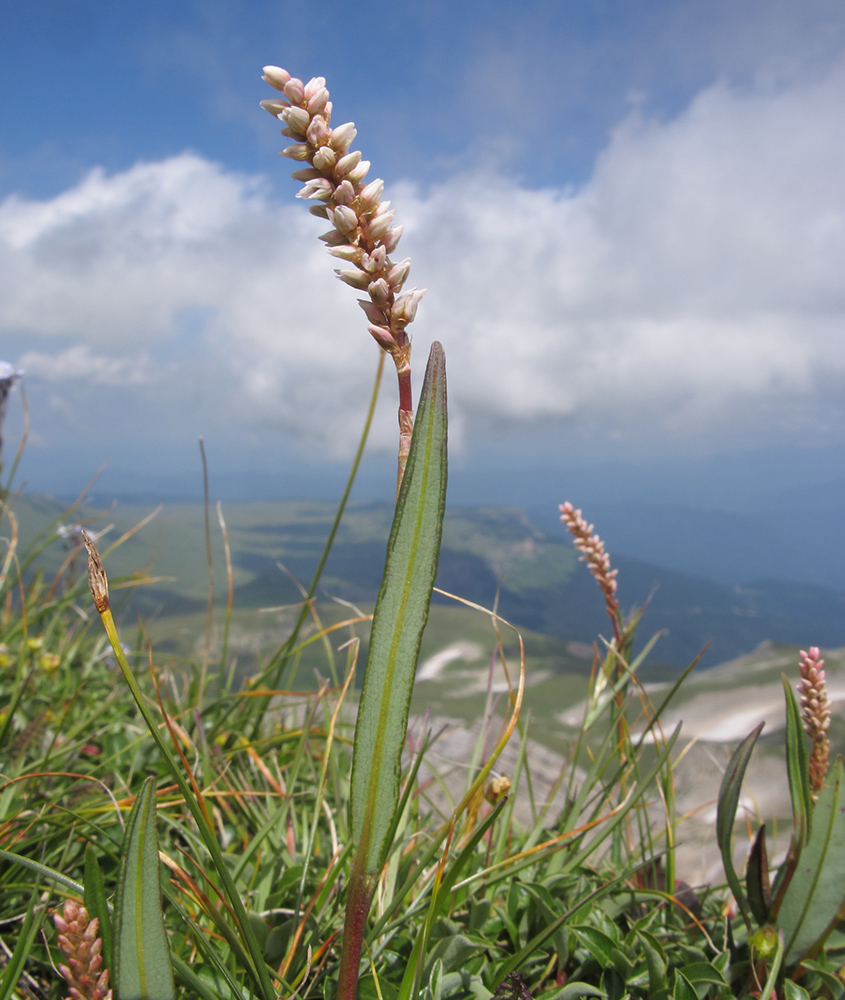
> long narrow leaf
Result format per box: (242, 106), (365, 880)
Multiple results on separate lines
(782, 676), (812, 845)
(716, 721), (763, 930)
(113, 776), (176, 1000)
(349, 341), (448, 876)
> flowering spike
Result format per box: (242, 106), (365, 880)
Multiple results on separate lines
(798, 646), (830, 797)
(262, 66), (426, 491)
(560, 502), (621, 642)
(54, 899), (113, 1000)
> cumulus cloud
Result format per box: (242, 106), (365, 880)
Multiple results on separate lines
(2, 60), (845, 459)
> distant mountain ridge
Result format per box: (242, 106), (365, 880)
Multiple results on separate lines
(16, 495), (845, 670)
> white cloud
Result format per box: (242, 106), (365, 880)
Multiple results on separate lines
(3, 59), (845, 459)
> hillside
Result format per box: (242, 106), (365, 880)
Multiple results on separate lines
(15, 494), (845, 672)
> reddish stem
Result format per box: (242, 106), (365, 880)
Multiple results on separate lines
(336, 869), (376, 1000)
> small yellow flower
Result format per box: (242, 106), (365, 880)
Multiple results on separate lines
(26, 636), (44, 652)
(0, 643), (10, 668)
(40, 653), (61, 673)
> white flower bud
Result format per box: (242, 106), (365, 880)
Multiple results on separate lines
(319, 229), (348, 246)
(281, 106), (311, 134)
(290, 167), (321, 181)
(308, 88), (330, 115)
(306, 117), (331, 147)
(335, 150), (362, 176)
(368, 278), (390, 307)
(333, 179), (356, 205)
(358, 178), (384, 213)
(304, 76), (327, 100)
(382, 225), (404, 253)
(329, 204), (359, 234)
(361, 246), (386, 272)
(297, 178), (333, 201)
(313, 146), (337, 172)
(336, 267), (370, 289)
(262, 66), (291, 91)
(387, 258), (411, 289)
(327, 244), (363, 263)
(260, 99), (289, 116)
(330, 122), (357, 151)
(282, 143), (310, 161)
(346, 160), (371, 184)
(368, 208), (396, 240)
(283, 78), (305, 104)
(392, 288), (425, 325)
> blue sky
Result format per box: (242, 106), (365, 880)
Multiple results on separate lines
(2, 0), (845, 508)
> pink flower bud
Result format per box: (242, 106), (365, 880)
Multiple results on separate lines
(262, 66), (291, 91)
(290, 167), (321, 181)
(309, 204), (330, 219)
(369, 325), (398, 351)
(358, 298), (388, 326)
(361, 246), (386, 272)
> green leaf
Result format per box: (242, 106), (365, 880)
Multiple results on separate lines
(778, 757), (845, 966)
(783, 982), (812, 1000)
(746, 824), (772, 926)
(84, 842), (113, 971)
(782, 676), (812, 846)
(571, 924), (616, 966)
(0, 883), (47, 1000)
(350, 342), (448, 876)
(113, 776), (175, 1000)
(716, 721), (764, 929)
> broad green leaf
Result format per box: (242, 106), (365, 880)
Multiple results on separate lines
(716, 721), (763, 929)
(113, 776), (175, 1000)
(350, 342), (448, 876)
(782, 676), (812, 846)
(778, 757), (845, 966)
